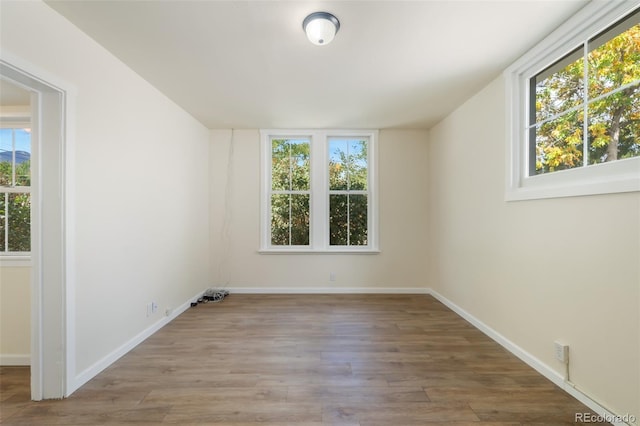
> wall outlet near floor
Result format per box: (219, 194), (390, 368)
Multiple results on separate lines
(329, 272), (336, 282)
(554, 340), (569, 364)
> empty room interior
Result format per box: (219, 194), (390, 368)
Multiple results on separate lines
(0, 0), (639, 425)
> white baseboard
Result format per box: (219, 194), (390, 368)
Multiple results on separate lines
(227, 287), (430, 294)
(427, 288), (635, 426)
(68, 289), (205, 395)
(0, 354), (30, 366)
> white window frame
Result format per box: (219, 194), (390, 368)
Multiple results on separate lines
(1, 120), (32, 263)
(505, 0), (640, 201)
(260, 129), (379, 253)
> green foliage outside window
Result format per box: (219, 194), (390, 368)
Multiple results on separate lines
(0, 192), (31, 252)
(329, 139), (368, 246)
(0, 159), (30, 187)
(270, 139), (310, 246)
(534, 19), (640, 173)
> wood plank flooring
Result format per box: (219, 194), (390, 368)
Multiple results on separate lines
(1, 294), (608, 425)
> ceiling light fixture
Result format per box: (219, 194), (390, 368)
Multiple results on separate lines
(302, 12), (340, 46)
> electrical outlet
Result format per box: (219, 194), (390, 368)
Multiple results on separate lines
(147, 302), (158, 317)
(554, 340), (569, 364)
(329, 272), (336, 282)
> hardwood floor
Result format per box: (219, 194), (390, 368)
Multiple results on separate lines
(1, 294), (608, 425)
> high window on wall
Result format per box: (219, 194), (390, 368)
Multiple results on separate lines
(0, 125), (31, 255)
(260, 130), (378, 252)
(505, 2), (639, 200)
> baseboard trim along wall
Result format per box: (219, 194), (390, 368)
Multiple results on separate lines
(227, 287), (430, 294)
(0, 354), (30, 366)
(427, 288), (632, 426)
(68, 289), (206, 395)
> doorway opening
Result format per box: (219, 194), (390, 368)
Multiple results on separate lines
(0, 59), (69, 400)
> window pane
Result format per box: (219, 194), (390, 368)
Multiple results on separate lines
(329, 138), (368, 190)
(588, 15), (640, 100)
(270, 194), (309, 246)
(534, 47), (584, 123)
(290, 194), (309, 245)
(271, 138), (310, 191)
(271, 139), (290, 190)
(329, 139), (348, 190)
(329, 194), (368, 246)
(271, 194), (290, 245)
(0, 193), (5, 252)
(535, 109), (584, 174)
(588, 83), (640, 164)
(349, 194), (368, 246)
(0, 128), (31, 187)
(290, 140), (310, 191)
(14, 129), (31, 187)
(329, 194), (347, 245)
(0, 129), (12, 186)
(7, 192), (30, 252)
(348, 139), (368, 190)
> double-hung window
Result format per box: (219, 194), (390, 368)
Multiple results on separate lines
(260, 130), (378, 253)
(0, 125), (31, 256)
(506, 2), (639, 200)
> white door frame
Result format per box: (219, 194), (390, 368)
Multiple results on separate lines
(0, 55), (75, 400)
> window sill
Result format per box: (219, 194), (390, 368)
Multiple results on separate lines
(506, 157), (640, 201)
(0, 256), (32, 267)
(259, 249), (381, 255)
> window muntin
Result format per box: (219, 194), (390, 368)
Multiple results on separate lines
(530, 10), (640, 176)
(260, 130), (378, 253)
(0, 126), (31, 254)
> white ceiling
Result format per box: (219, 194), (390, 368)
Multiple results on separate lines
(45, 0), (588, 130)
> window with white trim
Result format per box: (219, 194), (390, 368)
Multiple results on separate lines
(260, 130), (378, 253)
(0, 125), (31, 254)
(505, 2), (639, 200)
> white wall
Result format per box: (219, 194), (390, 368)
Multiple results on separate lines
(0, 266), (30, 365)
(210, 129), (429, 291)
(1, 0), (211, 386)
(428, 76), (639, 423)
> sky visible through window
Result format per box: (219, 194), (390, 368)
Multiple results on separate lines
(0, 128), (31, 166)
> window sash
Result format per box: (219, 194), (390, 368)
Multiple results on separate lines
(268, 137), (312, 247)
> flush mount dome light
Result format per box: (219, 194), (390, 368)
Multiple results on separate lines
(303, 12), (340, 46)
